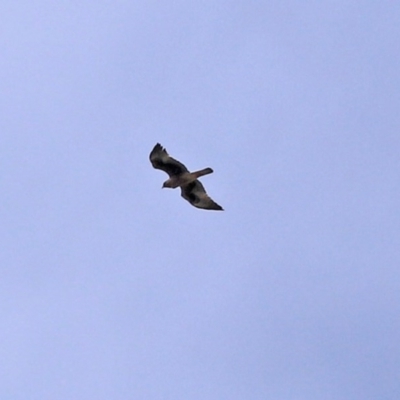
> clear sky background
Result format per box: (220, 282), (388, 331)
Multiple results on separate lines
(1, 2), (399, 399)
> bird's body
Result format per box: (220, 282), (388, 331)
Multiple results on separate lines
(162, 168), (213, 189)
(149, 143), (223, 211)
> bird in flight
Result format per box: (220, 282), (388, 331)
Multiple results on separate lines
(149, 143), (224, 211)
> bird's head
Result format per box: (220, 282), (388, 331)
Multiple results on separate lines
(162, 181), (172, 189)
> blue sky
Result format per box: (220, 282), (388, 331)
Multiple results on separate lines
(1, 2), (400, 399)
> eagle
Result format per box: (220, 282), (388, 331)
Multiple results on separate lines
(149, 143), (224, 211)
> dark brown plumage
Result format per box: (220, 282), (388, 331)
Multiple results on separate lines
(149, 143), (224, 211)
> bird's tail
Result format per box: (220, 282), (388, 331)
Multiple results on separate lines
(192, 167), (213, 178)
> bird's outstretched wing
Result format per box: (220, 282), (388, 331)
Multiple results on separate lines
(181, 180), (224, 211)
(149, 143), (188, 177)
